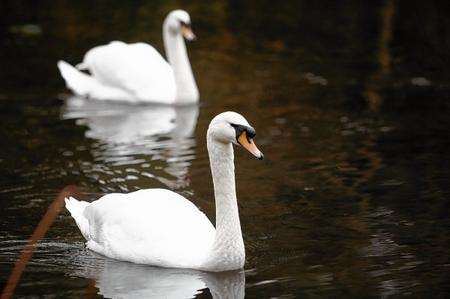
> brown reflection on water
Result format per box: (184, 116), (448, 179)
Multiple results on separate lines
(85, 279), (97, 299)
(365, 0), (396, 111)
(1, 185), (79, 299)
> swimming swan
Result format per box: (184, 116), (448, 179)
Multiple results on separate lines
(57, 9), (198, 104)
(65, 112), (264, 272)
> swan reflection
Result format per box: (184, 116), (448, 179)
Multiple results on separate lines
(75, 256), (245, 299)
(61, 97), (199, 189)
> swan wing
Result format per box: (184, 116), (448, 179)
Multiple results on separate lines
(80, 189), (215, 268)
(82, 41), (177, 103)
(57, 60), (135, 101)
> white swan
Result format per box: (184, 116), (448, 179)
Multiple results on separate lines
(57, 9), (199, 104)
(65, 112), (263, 272)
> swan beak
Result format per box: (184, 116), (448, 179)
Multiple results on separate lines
(181, 25), (196, 41)
(238, 131), (264, 160)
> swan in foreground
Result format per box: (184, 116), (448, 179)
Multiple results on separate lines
(57, 9), (198, 104)
(66, 112), (263, 272)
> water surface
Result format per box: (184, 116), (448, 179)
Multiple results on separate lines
(0, 1), (449, 298)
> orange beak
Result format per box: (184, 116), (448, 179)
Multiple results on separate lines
(181, 25), (196, 41)
(238, 131), (264, 160)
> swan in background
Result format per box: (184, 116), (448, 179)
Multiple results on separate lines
(65, 112), (264, 272)
(73, 256), (245, 298)
(61, 96), (199, 187)
(57, 9), (199, 104)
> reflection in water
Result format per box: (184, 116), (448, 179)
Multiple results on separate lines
(365, 0), (396, 111)
(61, 97), (199, 189)
(73, 255), (245, 299)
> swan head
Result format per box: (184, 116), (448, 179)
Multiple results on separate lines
(208, 112), (264, 160)
(165, 10), (196, 41)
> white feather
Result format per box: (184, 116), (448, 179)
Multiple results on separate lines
(67, 189), (215, 269)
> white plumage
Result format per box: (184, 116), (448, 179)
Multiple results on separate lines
(58, 10), (198, 104)
(66, 189), (214, 268)
(66, 112), (264, 272)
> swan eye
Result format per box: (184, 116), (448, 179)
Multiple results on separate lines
(180, 21), (191, 27)
(230, 124), (256, 141)
(231, 123), (263, 160)
(180, 21), (196, 41)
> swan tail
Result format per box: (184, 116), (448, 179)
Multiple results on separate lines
(75, 62), (89, 70)
(65, 197), (91, 240)
(57, 60), (99, 97)
(58, 60), (134, 101)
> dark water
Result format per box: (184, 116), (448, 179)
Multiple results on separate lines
(0, 1), (449, 298)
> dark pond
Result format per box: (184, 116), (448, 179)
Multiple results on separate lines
(0, 1), (449, 298)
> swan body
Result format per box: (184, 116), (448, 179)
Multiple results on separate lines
(66, 189), (214, 268)
(58, 10), (198, 104)
(66, 112), (263, 272)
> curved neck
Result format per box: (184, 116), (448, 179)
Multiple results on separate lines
(163, 21), (199, 104)
(203, 134), (245, 271)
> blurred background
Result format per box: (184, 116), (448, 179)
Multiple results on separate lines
(0, 0), (449, 298)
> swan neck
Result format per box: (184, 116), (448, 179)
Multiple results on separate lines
(208, 141), (239, 233)
(163, 21), (199, 104)
(205, 135), (245, 270)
